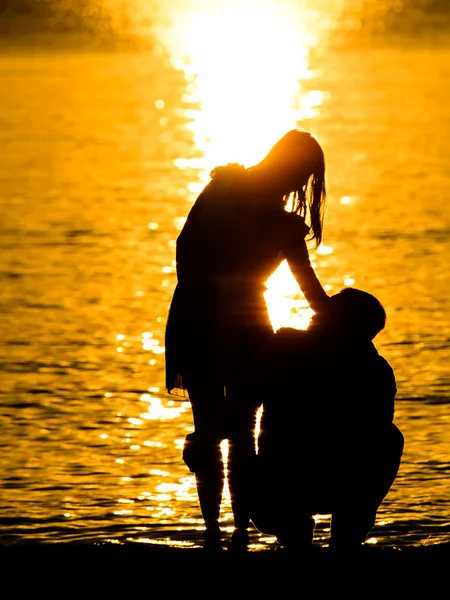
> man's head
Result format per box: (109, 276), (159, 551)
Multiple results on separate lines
(327, 287), (386, 340)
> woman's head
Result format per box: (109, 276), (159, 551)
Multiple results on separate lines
(252, 130), (327, 248)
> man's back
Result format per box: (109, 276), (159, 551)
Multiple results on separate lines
(261, 325), (395, 443)
(252, 289), (404, 545)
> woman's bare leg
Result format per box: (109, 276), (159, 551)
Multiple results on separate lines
(185, 383), (225, 545)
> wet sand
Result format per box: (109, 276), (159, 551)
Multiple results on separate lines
(2, 541), (449, 591)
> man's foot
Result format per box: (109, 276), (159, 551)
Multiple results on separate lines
(277, 533), (313, 557)
(329, 541), (363, 560)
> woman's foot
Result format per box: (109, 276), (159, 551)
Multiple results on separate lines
(229, 528), (249, 554)
(203, 525), (222, 553)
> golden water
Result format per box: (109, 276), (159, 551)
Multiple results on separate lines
(0, 0), (449, 549)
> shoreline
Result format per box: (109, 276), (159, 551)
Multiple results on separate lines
(3, 538), (449, 561)
(4, 540), (450, 561)
(3, 540), (449, 591)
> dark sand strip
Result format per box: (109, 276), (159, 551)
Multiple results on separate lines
(2, 541), (449, 591)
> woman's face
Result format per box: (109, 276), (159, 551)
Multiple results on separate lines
(280, 164), (312, 195)
(250, 152), (315, 196)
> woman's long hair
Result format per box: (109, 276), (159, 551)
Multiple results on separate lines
(256, 130), (327, 249)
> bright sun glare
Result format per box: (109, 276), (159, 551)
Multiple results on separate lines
(159, 0), (330, 330)
(166, 0), (323, 171)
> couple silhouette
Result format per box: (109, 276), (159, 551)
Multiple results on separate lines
(165, 130), (404, 554)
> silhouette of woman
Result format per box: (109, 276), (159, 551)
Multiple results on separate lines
(165, 130), (330, 550)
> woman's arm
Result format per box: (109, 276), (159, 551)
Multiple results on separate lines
(283, 240), (330, 314)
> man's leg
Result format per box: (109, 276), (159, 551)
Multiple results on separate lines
(330, 426), (404, 551)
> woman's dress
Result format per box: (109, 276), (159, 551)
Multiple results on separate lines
(165, 166), (314, 399)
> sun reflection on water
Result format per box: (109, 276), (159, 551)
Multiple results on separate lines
(139, 393), (187, 420)
(158, 0), (335, 329)
(165, 0), (323, 179)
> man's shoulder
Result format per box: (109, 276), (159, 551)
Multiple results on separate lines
(365, 348), (397, 400)
(371, 346), (395, 373)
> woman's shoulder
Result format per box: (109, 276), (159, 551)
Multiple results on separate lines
(210, 163), (246, 180)
(276, 211), (310, 243)
(198, 163), (247, 206)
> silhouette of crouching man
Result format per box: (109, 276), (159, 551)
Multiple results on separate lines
(251, 288), (405, 553)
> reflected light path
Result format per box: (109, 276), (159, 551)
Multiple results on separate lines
(159, 0), (331, 330)
(167, 0), (319, 173)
